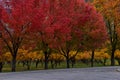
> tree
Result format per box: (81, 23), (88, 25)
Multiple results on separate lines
(54, 0), (107, 68)
(33, 0), (83, 68)
(0, 0), (35, 72)
(32, 0), (72, 69)
(93, 0), (120, 66)
(33, 0), (107, 68)
(80, 5), (107, 67)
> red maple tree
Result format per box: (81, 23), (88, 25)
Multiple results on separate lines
(32, 0), (72, 69)
(32, 0), (107, 68)
(0, 0), (36, 72)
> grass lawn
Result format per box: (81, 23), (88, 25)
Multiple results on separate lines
(1, 61), (113, 72)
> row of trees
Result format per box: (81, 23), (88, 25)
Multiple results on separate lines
(0, 0), (110, 72)
(1, 48), (120, 72)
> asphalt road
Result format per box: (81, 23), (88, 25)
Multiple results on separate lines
(0, 66), (120, 80)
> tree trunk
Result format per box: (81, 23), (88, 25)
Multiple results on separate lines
(44, 52), (48, 69)
(36, 60), (39, 68)
(71, 59), (75, 68)
(111, 48), (115, 66)
(103, 59), (106, 66)
(26, 61), (31, 70)
(66, 56), (70, 68)
(11, 55), (17, 72)
(71, 62), (74, 68)
(91, 50), (95, 67)
(51, 60), (54, 69)
(0, 62), (3, 72)
(106, 20), (117, 66)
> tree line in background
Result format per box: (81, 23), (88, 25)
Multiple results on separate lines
(0, 0), (119, 72)
(1, 48), (120, 72)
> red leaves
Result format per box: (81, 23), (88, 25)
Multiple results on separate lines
(0, 0), (107, 50)
(1, 0), (34, 30)
(31, 0), (107, 50)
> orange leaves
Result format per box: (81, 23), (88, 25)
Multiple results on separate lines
(94, 0), (120, 23)
(0, 49), (112, 64)
(76, 51), (91, 60)
(2, 52), (12, 62)
(16, 49), (44, 61)
(75, 49), (110, 61)
(50, 53), (65, 61)
(115, 50), (120, 59)
(94, 51), (110, 60)
(104, 0), (120, 21)
(94, 1), (120, 66)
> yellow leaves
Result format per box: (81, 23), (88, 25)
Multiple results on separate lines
(75, 48), (110, 61)
(104, 53), (110, 59)
(76, 51), (91, 60)
(94, 51), (110, 60)
(115, 49), (120, 59)
(69, 51), (77, 57)
(4, 52), (12, 62)
(2, 48), (120, 63)
(94, 48), (110, 60)
(100, 48), (108, 52)
(17, 49), (44, 61)
(17, 49), (28, 61)
(0, 52), (12, 62)
(50, 53), (65, 61)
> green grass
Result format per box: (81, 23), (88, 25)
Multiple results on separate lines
(1, 61), (112, 72)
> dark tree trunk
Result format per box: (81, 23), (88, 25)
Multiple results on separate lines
(71, 59), (75, 68)
(22, 61), (25, 67)
(26, 61), (31, 70)
(36, 60), (39, 68)
(111, 47), (115, 66)
(91, 50), (95, 67)
(55, 61), (58, 68)
(71, 62), (74, 68)
(66, 56), (70, 68)
(0, 62), (3, 72)
(103, 59), (107, 66)
(50, 60), (54, 69)
(44, 52), (48, 69)
(11, 55), (17, 72)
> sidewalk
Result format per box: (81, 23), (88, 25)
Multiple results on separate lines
(0, 66), (120, 80)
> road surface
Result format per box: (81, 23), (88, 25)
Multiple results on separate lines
(0, 66), (120, 80)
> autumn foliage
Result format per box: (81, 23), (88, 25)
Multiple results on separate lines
(0, 0), (36, 71)
(93, 0), (120, 66)
(0, 0), (108, 72)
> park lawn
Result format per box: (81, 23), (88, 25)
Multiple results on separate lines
(2, 60), (114, 72)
